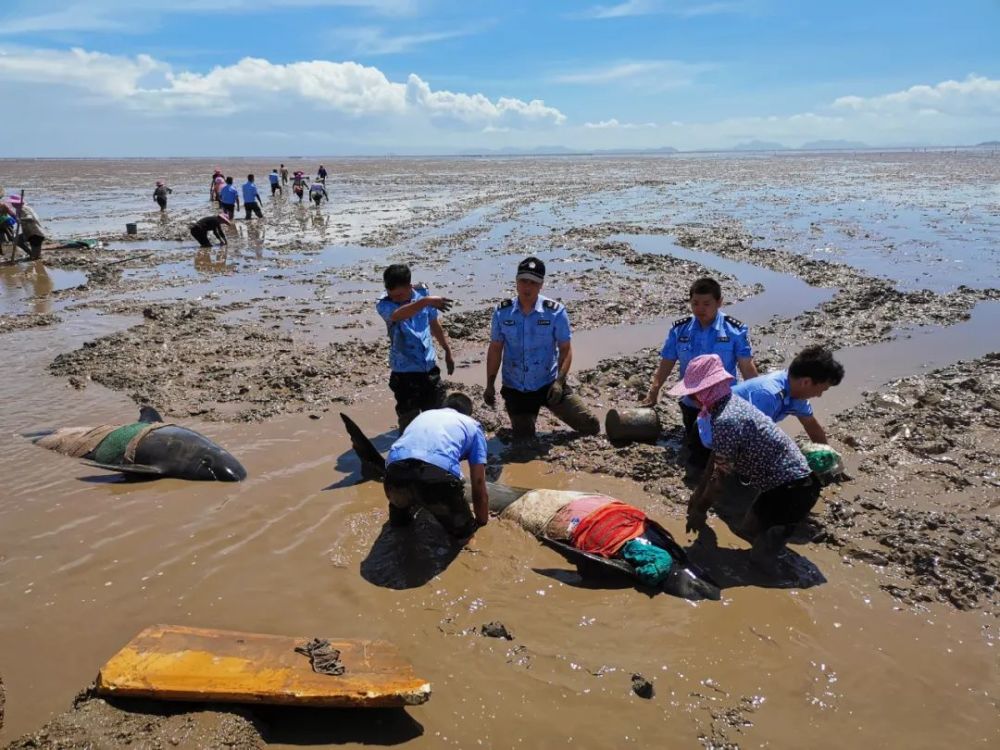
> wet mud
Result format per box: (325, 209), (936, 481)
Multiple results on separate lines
(1, 153), (998, 749)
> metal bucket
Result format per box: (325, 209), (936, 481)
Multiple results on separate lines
(125, 222), (138, 235)
(605, 407), (661, 444)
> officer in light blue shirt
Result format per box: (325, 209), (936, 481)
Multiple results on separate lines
(218, 177), (240, 220)
(384, 393), (490, 538)
(241, 174), (263, 220)
(268, 169), (282, 196)
(485, 256), (599, 439)
(644, 277), (758, 468)
(376, 263), (455, 430)
(732, 345), (845, 444)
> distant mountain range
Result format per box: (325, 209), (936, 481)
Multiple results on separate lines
(974, 140), (1000, 148)
(800, 139), (870, 150)
(730, 140), (792, 151)
(456, 145), (679, 156)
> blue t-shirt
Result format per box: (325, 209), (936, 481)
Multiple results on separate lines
(376, 284), (439, 373)
(387, 408), (488, 479)
(219, 184), (239, 205)
(241, 182), (260, 204)
(269, 173), (280, 185)
(490, 295), (571, 392)
(661, 310), (752, 407)
(732, 369), (813, 423)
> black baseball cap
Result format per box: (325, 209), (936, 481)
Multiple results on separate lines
(516, 256), (545, 283)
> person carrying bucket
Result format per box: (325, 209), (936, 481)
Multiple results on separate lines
(484, 256), (599, 440)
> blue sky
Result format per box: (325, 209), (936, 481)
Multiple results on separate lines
(1, 0), (997, 155)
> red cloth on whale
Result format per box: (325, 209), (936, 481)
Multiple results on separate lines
(570, 501), (647, 557)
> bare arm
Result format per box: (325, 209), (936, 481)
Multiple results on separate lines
(388, 296), (451, 322)
(430, 318), (455, 375)
(737, 357), (759, 380)
(485, 341), (503, 387)
(798, 415), (828, 444)
(469, 463), (489, 525)
(643, 358), (676, 406)
(556, 341), (572, 382)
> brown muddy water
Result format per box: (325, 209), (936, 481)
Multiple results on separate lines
(0, 153), (998, 748)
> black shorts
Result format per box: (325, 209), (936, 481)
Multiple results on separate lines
(384, 458), (473, 537)
(389, 367), (444, 418)
(501, 382), (553, 417)
(752, 473), (821, 530)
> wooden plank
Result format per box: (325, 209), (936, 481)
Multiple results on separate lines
(96, 625), (431, 708)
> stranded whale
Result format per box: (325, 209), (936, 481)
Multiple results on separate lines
(30, 406), (246, 482)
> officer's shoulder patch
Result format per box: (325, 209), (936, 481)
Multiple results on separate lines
(672, 315), (693, 328)
(724, 315), (746, 329)
(497, 298), (514, 310)
(413, 282), (428, 293)
(542, 298), (564, 311)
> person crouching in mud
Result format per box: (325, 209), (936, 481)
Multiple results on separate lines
(189, 214), (231, 247)
(376, 263), (455, 431)
(384, 392), (489, 539)
(675, 354), (820, 572)
(484, 256), (599, 440)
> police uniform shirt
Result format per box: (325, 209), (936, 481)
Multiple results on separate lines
(386, 408), (488, 479)
(376, 283), (438, 374)
(490, 294), (571, 392)
(731, 369), (813, 423)
(660, 309), (752, 407)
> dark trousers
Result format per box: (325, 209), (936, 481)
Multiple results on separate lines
(388, 367), (445, 429)
(384, 458), (473, 537)
(156, 197), (167, 210)
(16, 233), (43, 260)
(190, 226), (211, 247)
(752, 474), (821, 533)
(270, 183), (281, 195)
(245, 202), (263, 219)
(680, 401), (711, 468)
(312, 194), (323, 206)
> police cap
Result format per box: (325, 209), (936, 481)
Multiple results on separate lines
(516, 256), (545, 283)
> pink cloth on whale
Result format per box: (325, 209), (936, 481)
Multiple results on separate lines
(544, 495), (615, 541)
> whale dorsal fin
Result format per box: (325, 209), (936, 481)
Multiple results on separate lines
(139, 406), (164, 423)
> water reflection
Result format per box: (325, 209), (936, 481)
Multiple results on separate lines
(193, 247), (235, 274)
(0, 261), (56, 314)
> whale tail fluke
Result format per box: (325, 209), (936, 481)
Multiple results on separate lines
(340, 413), (387, 480)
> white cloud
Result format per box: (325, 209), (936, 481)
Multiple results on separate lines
(833, 75), (1000, 117)
(583, 118), (656, 129)
(578, 0), (751, 20)
(553, 60), (713, 89)
(0, 46), (564, 129)
(330, 25), (477, 55)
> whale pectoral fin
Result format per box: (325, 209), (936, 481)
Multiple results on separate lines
(138, 406), (165, 423)
(540, 536), (636, 579)
(82, 460), (166, 476)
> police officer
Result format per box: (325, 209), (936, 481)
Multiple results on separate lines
(643, 277), (758, 468)
(484, 256), (599, 440)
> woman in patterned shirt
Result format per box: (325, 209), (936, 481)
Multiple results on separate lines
(669, 354), (820, 570)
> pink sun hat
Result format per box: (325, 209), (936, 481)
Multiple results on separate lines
(217, 213), (232, 226)
(667, 354), (734, 397)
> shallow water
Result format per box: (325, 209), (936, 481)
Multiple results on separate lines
(0, 154), (998, 748)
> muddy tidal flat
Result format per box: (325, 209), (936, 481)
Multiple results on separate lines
(1, 152), (998, 749)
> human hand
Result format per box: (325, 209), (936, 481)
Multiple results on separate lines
(546, 379), (565, 406)
(426, 296), (454, 312)
(483, 384), (496, 407)
(445, 352), (455, 375)
(641, 389), (658, 408)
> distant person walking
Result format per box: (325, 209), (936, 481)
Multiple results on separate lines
(317, 164), (328, 184)
(153, 181), (172, 211)
(190, 214), (231, 247)
(269, 169), (282, 197)
(292, 171), (307, 203)
(218, 176), (240, 220)
(210, 169), (224, 203)
(309, 179), (329, 207)
(280, 164), (289, 185)
(242, 174), (263, 220)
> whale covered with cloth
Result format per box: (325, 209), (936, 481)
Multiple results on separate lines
(340, 413), (719, 601)
(29, 406), (247, 481)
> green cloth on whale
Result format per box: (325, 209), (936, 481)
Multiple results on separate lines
(620, 538), (673, 586)
(92, 422), (148, 464)
(801, 442), (843, 475)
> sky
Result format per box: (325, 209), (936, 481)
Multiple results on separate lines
(0, 0), (997, 156)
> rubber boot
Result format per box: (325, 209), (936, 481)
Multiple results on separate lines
(509, 413), (537, 441)
(547, 392), (600, 435)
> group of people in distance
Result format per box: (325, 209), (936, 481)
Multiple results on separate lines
(376, 256), (845, 570)
(169, 165), (331, 248)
